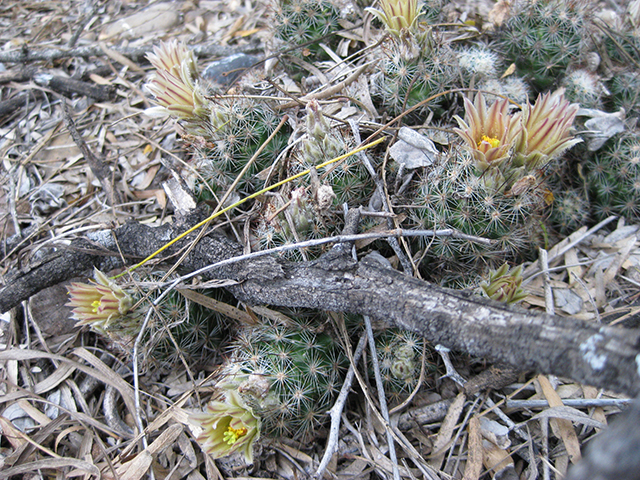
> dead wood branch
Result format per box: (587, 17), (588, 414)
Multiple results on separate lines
(1, 212), (639, 396)
(0, 43), (261, 65)
(62, 99), (121, 206)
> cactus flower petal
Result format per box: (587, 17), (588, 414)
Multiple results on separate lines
(191, 389), (261, 463)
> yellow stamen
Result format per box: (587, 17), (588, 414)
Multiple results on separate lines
(223, 426), (248, 445)
(479, 135), (500, 149)
(91, 300), (101, 313)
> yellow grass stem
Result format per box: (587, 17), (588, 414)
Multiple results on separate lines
(115, 136), (386, 278)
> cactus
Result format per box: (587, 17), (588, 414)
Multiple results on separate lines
(562, 69), (606, 109)
(548, 187), (590, 235)
(585, 133), (640, 222)
(214, 314), (348, 440)
(196, 98), (291, 197)
(498, 0), (592, 92)
(371, 34), (457, 122)
(409, 150), (544, 286)
(608, 69), (640, 119)
(271, 0), (343, 78)
(150, 291), (229, 369)
(410, 90), (580, 285)
(480, 263), (528, 304)
(478, 77), (531, 105)
(372, 329), (436, 405)
(457, 45), (501, 84)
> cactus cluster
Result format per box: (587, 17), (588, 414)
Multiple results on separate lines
(123, 0), (632, 465)
(372, 328), (436, 405)
(562, 69), (606, 109)
(409, 89), (580, 285)
(149, 291), (228, 369)
(195, 98), (290, 198)
(365, 0), (457, 121)
(410, 149), (544, 285)
(214, 315), (348, 440)
(371, 33), (457, 122)
(497, 0), (593, 92)
(585, 133), (640, 222)
(271, 0), (343, 78)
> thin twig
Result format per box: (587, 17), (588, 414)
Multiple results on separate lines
(365, 313), (401, 480)
(539, 248), (555, 316)
(315, 333), (368, 478)
(349, 121), (413, 274)
(506, 398), (631, 409)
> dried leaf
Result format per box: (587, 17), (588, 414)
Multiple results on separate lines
(537, 375), (582, 463)
(177, 288), (255, 325)
(489, 0), (512, 27)
(389, 127), (439, 169)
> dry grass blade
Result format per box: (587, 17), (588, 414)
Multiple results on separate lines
(526, 406), (607, 430)
(428, 391), (466, 470)
(0, 458), (100, 479)
(115, 424), (183, 480)
(177, 287), (255, 325)
(0, 348), (136, 430)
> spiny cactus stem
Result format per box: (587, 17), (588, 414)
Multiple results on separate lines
(388, 340), (428, 415)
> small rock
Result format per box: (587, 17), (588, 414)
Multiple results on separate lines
(99, 3), (181, 41)
(202, 54), (262, 87)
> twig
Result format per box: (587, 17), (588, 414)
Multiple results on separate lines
(365, 314), (401, 480)
(505, 398), (631, 409)
(349, 121), (413, 274)
(61, 98), (120, 207)
(315, 333), (368, 478)
(435, 345), (466, 388)
(538, 248), (555, 316)
(0, 43), (259, 64)
(34, 73), (114, 101)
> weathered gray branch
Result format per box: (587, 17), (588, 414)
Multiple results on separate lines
(1, 213), (639, 396)
(0, 43), (260, 64)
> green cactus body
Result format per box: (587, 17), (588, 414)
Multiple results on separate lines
(196, 98), (291, 197)
(146, 285), (229, 369)
(272, 0), (342, 77)
(499, 0), (591, 92)
(219, 316), (348, 440)
(372, 329), (436, 405)
(562, 69), (605, 109)
(457, 45), (501, 84)
(478, 77), (531, 105)
(372, 41), (456, 122)
(549, 187), (590, 235)
(410, 151), (544, 286)
(608, 69), (640, 119)
(586, 133), (640, 222)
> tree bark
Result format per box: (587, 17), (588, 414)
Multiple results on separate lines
(1, 212), (639, 396)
